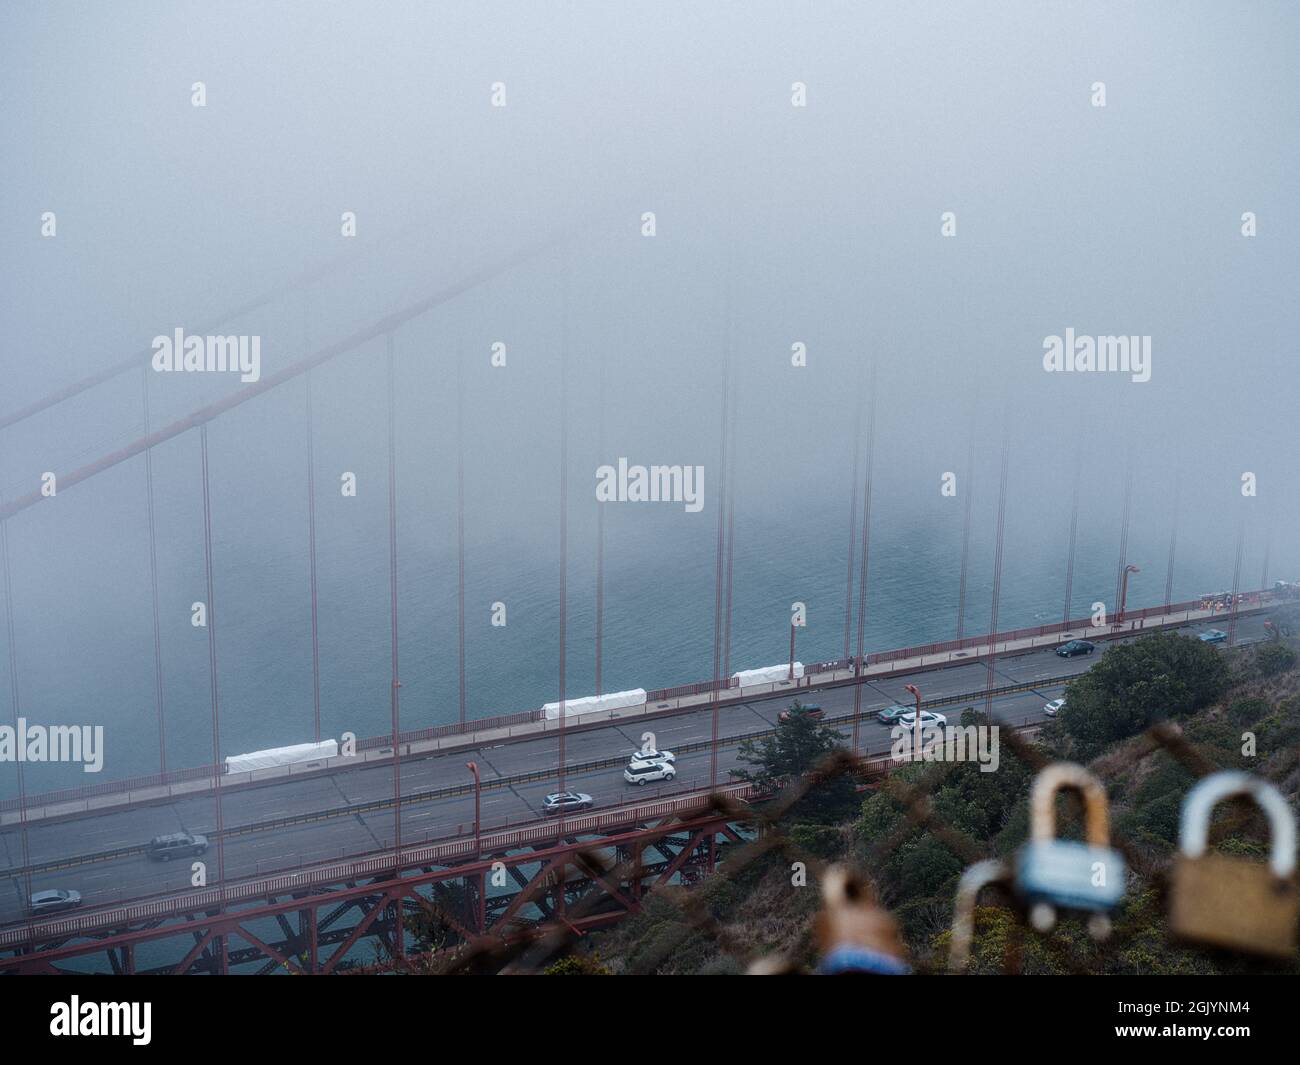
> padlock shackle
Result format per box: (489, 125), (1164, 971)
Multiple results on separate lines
(1179, 771), (1297, 878)
(1029, 762), (1111, 846)
(949, 859), (1012, 973)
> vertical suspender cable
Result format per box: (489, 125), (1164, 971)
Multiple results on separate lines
(850, 363), (878, 753)
(143, 368), (167, 770)
(0, 517), (33, 934)
(841, 372), (864, 660)
(1228, 517), (1245, 645)
(306, 373), (321, 743)
(714, 319), (739, 872)
(594, 336), (607, 698)
(1114, 462), (1134, 616)
(386, 334), (405, 961)
(1259, 524), (1271, 594)
(386, 335), (402, 861)
(557, 274), (569, 817)
(304, 290), (322, 745)
(722, 371), (738, 684)
(1062, 473), (1080, 626)
(985, 430), (1010, 717)
(456, 348), (467, 728)
(198, 425), (227, 971)
(709, 331), (730, 789)
(1164, 472), (1180, 608)
(955, 431), (975, 639)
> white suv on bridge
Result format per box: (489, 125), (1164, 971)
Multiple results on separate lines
(624, 758), (676, 785)
(627, 748), (675, 764)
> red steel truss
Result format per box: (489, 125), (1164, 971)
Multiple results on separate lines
(0, 789), (752, 975)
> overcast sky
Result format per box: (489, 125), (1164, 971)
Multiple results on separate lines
(1, 2), (1297, 779)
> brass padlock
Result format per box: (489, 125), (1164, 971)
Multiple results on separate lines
(1169, 770), (1298, 960)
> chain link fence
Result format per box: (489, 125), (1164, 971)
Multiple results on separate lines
(416, 689), (1298, 976)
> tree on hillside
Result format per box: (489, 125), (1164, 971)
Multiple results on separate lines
(856, 708), (1035, 938)
(730, 702), (857, 822)
(1056, 631), (1229, 760)
(1256, 642), (1297, 677)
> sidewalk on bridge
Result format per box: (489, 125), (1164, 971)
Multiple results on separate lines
(0, 603), (1245, 830)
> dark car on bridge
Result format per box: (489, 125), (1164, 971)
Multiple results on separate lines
(877, 705), (910, 726)
(542, 791), (593, 815)
(1055, 639), (1096, 658)
(146, 832), (209, 861)
(778, 702), (823, 723)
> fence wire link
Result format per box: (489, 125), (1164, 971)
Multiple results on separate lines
(409, 709), (1288, 975)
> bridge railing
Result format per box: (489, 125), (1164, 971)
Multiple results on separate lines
(810, 594), (1231, 672)
(0, 764), (217, 815)
(353, 708), (542, 753)
(646, 676), (740, 702)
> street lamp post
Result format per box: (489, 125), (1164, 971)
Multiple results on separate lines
(905, 683), (922, 762)
(788, 622), (797, 681)
(466, 761), (481, 856)
(1118, 564), (1140, 626)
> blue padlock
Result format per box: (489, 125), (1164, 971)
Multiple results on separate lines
(1014, 763), (1126, 938)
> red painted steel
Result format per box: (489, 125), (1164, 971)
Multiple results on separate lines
(0, 785), (757, 970)
(306, 373), (322, 743)
(709, 346), (730, 787)
(842, 371), (864, 658)
(456, 352), (467, 727)
(1228, 518), (1245, 645)
(199, 427), (228, 925)
(851, 364), (879, 753)
(1165, 474), (1180, 607)
(984, 436), (1010, 716)
(956, 434), (975, 639)
(142, 368), (168, 771)
(0, 233), (567, 526)
(387, 336), (402, 870)
(0, 249), (363, 434)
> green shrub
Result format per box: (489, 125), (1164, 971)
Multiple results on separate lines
(1257, 643), (1298, 677)
(1227, 697), (1271, 727)
(1057, 632), (1229, 759)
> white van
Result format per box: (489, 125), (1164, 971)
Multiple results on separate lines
(624, 758), (676, 785)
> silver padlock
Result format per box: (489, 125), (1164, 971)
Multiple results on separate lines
(949, 859), (1013, 973)
(1014, 762), (1126, 938)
